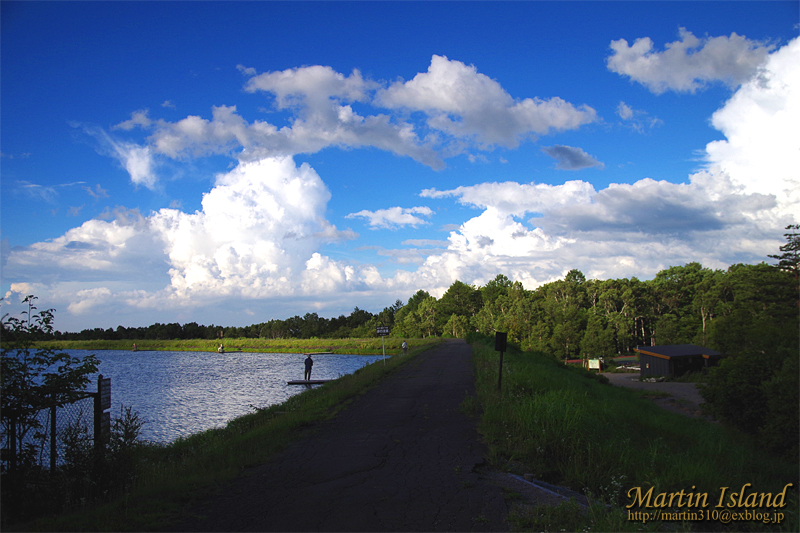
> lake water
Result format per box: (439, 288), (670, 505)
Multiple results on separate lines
(69, 350), (385, 444)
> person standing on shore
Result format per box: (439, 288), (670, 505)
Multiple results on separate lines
(402, 341), (408, 355)
(304, 354), (314, 381)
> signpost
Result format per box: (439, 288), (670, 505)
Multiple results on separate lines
(495, 332), (507, 392)
(377, 326), (390, 364)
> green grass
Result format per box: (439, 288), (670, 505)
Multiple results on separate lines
(33, 337), (424, 355)
(20, 339), (443, 531)
(470, 335), (799, 532)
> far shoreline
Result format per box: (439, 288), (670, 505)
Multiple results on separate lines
(29, 337), (441, 356)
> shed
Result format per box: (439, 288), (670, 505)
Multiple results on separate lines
(635, 344), (722, 378)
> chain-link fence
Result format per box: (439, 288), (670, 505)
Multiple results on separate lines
(1, 376), (110, 473)
(1, 394), (95, 471)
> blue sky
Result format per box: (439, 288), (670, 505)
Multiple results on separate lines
(2, 1), (798, 332)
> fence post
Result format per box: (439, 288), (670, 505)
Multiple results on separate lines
(94, 375), (111, 454)
(9, 416), (17, 473)
(94, 377), (101, 455)
(50, 400), (57, 473)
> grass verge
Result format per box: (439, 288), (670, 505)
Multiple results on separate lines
(34, 337), (424, 355)
(470, 335), (798, 532)
(21, 339), (443, 531)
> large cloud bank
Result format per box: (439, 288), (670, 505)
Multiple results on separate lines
(3, 39), (798, 328)
(419, 36), (798, 287)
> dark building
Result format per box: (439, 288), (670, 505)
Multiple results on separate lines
(635, 344), (722, 378)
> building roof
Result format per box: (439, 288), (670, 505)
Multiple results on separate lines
(634, 344), (722, 360)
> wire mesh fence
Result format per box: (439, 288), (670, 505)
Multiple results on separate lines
(1, 393), (96, 471)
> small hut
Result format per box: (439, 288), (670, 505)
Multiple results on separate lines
(635, 344), (722, 378)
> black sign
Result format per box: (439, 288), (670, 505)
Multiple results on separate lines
(495, 332), (507, 352)
(376, 326), (390, 336)
(100, 411), (111, 441)
(99, 377), (111, 411)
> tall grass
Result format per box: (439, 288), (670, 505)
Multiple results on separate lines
(22, 339), (442, 531)
(471, 335), (798, 531)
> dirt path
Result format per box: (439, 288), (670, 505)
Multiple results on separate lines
(170, 339), (511, 532)
(601, 372), (711, 419)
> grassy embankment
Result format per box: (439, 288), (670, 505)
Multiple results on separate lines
(469, 335), (799, 532)
(34, 337), (416, 355)
(23, 338), (443, 532)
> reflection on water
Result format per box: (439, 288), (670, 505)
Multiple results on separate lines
(68, 350), (384, 444)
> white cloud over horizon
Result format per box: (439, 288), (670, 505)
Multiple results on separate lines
(3, 34), (798, 331)
(607, 27), (775, 94)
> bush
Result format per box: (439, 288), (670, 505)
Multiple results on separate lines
(758, 353), (799, 460)
(699, 346), (798, 461)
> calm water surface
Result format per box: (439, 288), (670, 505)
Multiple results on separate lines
(70, 350), (384, 444)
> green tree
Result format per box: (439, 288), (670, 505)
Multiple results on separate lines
(540, 271), (588, 360)
(475, 278), (516, 335)
(502, 282), (537, 347)
(1, 296), (100, 497)
(480, 274), (512, 306)
(580, 313), (615, 358)
(395, 309), (422, 338)
(769, 224), (800, 312)
(443, 314), (470, 338)
(708, 263), (796, 355)
(436, 281), (482, 332)
(699, 252), (798, 460)
(768, 224), (800, 277)
(416, 297), (439, 338)
(651, 263), (714, 345)
(758, 353), (799, 459)
(393, 290), (429, 330)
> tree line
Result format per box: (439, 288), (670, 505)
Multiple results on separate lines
(46, 304), (400, 342)
(15, 228), (798, 363)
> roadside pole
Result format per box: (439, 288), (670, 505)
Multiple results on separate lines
(377, 326), (389, 365)
(495, 332), (507, 392)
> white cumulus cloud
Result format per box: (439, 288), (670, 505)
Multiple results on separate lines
(149, 156), (357, 299)
(346, 206), (434, 229)
(2, 156), (369, 320)
(376, 55), (598, 149)
(421, 180), (594, 217)
(703, 36), (800, 218)
(607, 28), (773, 94)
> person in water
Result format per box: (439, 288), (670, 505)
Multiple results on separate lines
(304, 354), (314, 381)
